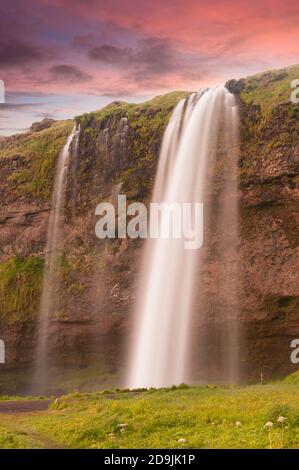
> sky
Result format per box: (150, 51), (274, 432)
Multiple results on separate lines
(0, 0), (298, 135)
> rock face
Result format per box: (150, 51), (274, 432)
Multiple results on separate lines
(225, 78), (245, 94)
(0, 66), (299, 393)
(30, 117), (55, 133)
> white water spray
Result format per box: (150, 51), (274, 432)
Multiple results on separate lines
(126, 87), (239, 389)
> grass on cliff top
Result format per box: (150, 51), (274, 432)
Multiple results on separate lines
(0, 382), (299, 448)
(240, 64), (299, 114)
(76, 90), (189, 200)
(239, 64), (299, 181)
(0, 120), (73, 201)
(76, 91), (189, 126)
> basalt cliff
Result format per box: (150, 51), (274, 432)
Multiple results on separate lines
(0, 65), (298, 393)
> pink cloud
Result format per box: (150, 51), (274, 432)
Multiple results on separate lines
(1, 0), (298, 108)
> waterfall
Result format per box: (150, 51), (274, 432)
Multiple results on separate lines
(126, 87), (239, 389)
(33, 124), (80, 392)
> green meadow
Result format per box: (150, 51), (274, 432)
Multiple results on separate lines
(0, 377), (299, 449)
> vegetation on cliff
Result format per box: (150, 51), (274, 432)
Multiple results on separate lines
(240, 64), (299, 113)
(0, 93), (188, 327)
(1, 120), (73, 202)
(0, 66), (298, 387)
(76, 91), (188, 201)
(238, 64), (299, 182)
(0, 256), (43, 323)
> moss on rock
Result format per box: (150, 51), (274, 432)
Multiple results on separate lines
(0, 256), (44, 323)
(1, 120), (73, 202)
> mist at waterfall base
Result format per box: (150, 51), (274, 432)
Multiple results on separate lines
(32, 126), (80, 393)
(126, 86), (240, 389)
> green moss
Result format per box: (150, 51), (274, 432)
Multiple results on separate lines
(262, 295), (299, 321)
(75, 91), (189, 202)
(120, 92), (189, 197)
(1, 120), (73, 201)
(239, 65), (299, 181)
(76, 91), (189, 128)
(75, 102), (134, 127)
(240, 64), (299, 115)
(283, 371), (299, 385)
(55, 244), (93, 298)
(142, 91), (190, 108)
(0, 256), (44, 323)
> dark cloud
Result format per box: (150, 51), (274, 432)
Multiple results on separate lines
(6, 91), (53, 99)
(137, 38), (181, 76)
(0, 1), (52, 69)
(72, 35), (97, 49)
(48, 65), (92, 83)
(0, 102), (42, 110)
(88, 37), (209, 89)
(0, 40), (42, 68)
(89, 38), (193, 76)
(89, 44), (133, 64)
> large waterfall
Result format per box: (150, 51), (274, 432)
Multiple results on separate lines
(33, 125), (80, 392)
(126, 87), (239, 389)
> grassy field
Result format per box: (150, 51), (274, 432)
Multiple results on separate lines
(0, 380), (299, 449)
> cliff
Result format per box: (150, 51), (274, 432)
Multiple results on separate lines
(0, 65), (298, 393)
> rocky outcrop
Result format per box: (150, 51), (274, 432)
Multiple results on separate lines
(0, 67), (299, 393)
(225, 78), (245, 94)
(30, 118), (55, 133)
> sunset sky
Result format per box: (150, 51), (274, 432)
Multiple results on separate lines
(0, 0), (298, 135)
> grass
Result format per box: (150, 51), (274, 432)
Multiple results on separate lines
(282, 370), (299, 385)
(1, 120), (73, 201)
(240, 64), (299, 115)
(76, 91), (189, 201)
(75, 91), (189, 126)
(0, 255), (44, 323)
(0, 383), (298, 448)
(239, 64), (299, 181)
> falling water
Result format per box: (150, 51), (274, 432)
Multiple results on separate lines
(33, 125), (80, 392)
(126, 87), (239, 389)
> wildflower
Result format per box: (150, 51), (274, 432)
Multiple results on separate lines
(178, 438), (186, 443)
(120, 428), (126, 433)
(235, 421), (242, 427)
(108, 433), (115, 439)
(277, 416), (287, 448)
(277, 416), (286, 423)
(264, 421), (273, 429)
(117, 423), (128, 428)
(264, 421), (274, 449)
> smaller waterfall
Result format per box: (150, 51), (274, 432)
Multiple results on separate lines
(33, 124), (80, 392)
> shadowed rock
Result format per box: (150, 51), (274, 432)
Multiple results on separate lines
(30, 117), (55, 132)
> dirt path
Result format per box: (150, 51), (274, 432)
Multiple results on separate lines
(0, 400), (65, 448)
(0, 400), (52, 414)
